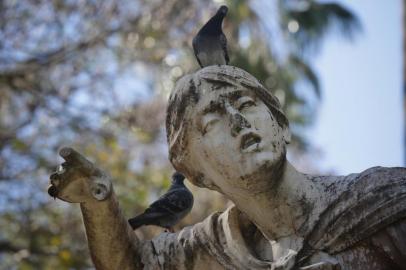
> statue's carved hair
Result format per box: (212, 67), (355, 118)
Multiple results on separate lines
(166, 65), (288, 188)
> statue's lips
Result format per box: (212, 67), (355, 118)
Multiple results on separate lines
(240, 132), (261, 151)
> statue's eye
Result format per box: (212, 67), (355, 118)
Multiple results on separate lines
(203, 118), (219, 134)
(238, 99), (256, 111)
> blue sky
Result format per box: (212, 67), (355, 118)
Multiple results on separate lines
(311, 0), (403, 173)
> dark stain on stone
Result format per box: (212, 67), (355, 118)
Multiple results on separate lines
(183, 238), (196, 270)
(188, 78), (200, 103)
(209, 213), (234, 266)
(203, 77), (235, 91)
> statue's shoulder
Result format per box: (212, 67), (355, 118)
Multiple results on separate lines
(144, 206), (288, 269)
(304, 165), (406, 255)
(356, 165), (406, 179)
(342, 166), (406, 189)
(144, 207), (231, 255)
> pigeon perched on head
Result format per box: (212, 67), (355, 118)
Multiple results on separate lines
(128, 172), (194, 233)
(193, 5), (229, 68)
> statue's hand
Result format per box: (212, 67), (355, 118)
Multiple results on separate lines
(47, 147), (112, 203)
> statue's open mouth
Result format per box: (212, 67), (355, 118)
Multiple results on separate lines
(240, 133), (261, 151)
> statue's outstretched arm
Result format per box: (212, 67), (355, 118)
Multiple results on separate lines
(48, 147), (141, 270)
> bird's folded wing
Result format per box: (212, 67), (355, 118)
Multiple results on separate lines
(146, 189), (192, 214)
(220, 34), (229, 64)
(192, 36), (203, 67)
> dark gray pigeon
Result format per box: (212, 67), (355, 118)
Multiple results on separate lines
(193, 5), (229, 68)
(128, 172), (193, 232)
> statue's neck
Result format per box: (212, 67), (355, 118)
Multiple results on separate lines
(232, 162), (329, 244)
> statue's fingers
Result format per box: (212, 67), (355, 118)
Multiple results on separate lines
(47, 184), (58, 198)
(48, 172), (62, 198)
(50, 172), (61, 185)
(59, 147), (95, 175)
(48, 164), (84, 199)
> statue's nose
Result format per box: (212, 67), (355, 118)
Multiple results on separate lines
(230, 113), (251, 137)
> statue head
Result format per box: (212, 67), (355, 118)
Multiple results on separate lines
(166, 66), (290, 195)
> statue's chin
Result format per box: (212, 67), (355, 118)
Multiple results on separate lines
(237, 150), (286, 190)
(240, 148), (283, 172)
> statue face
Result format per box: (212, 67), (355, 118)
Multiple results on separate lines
(187, 82), (289, 194)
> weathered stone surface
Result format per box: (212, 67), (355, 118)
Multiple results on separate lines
(49, 66), (406, 270)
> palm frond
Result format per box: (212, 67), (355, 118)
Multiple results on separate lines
(289, 54), (320, 98)
(284, 1), (361, 49)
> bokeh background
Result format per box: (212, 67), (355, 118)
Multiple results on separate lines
(0, 0), (403, 269)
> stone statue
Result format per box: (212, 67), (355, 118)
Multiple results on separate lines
(48, 65), (406, 270)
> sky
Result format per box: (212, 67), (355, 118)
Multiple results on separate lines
(311, 0), (403, 174)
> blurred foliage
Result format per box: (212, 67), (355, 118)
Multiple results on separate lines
(0, 0), (359, 268)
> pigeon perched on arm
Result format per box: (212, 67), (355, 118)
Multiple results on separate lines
(128, 172), (194, 233)
(192, 5), (229, 68)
